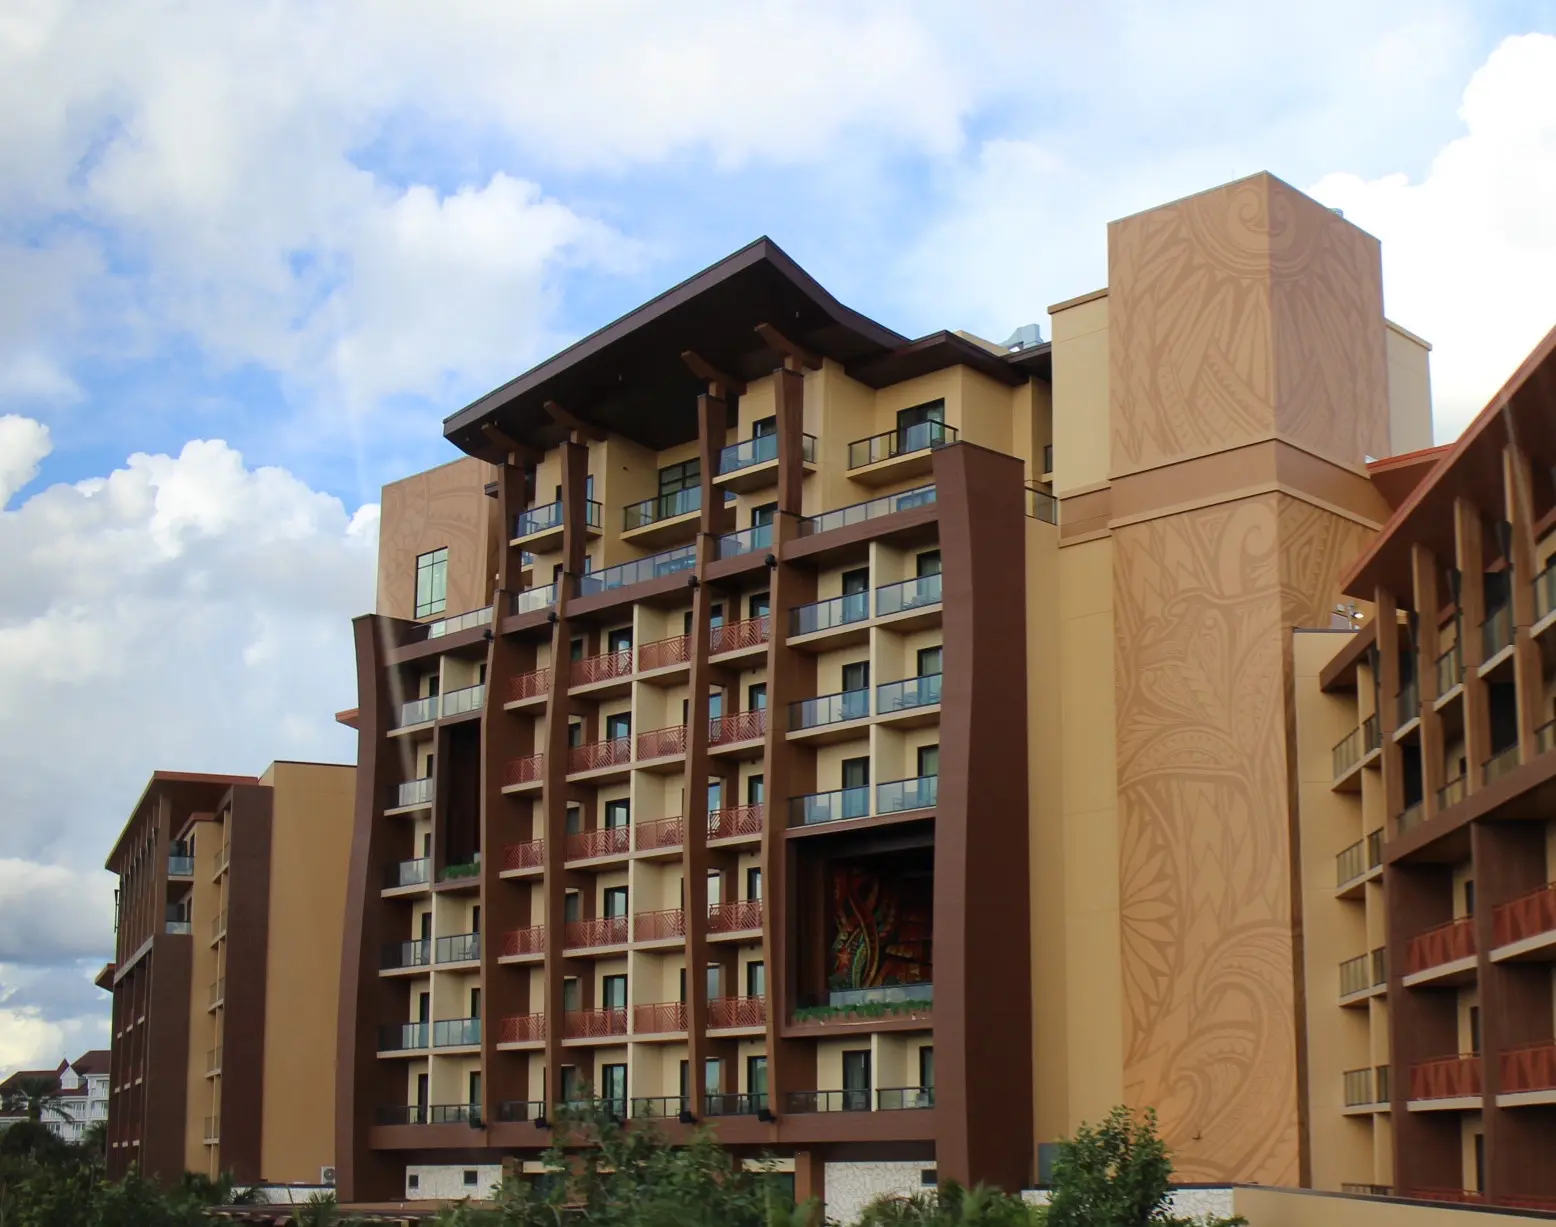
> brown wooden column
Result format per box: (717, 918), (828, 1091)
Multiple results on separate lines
(1375, 586), (1404, 832)
(1504, 445), (1543, 758)
(1456, 497), (1491, 790)
(1413, 547), (1446, 819)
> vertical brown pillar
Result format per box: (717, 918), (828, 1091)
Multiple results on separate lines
(1504, 446), (1543, 757)
(1375, 587), (1404, 831)
(1413, 549), (1445, 818)
(1456, 498), (1490, 789)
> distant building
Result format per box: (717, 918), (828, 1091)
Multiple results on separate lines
(0, 1051), (111, 1142)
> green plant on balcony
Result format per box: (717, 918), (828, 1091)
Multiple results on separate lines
(791, 999), (931, 1025)
(439, 862), (480, 881)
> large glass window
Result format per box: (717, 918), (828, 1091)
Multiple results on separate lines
(415, 547), (448, 618)
(746, 961), (765, 998)
(659, 459), (700, 496)
(602, 974), (628, 1011)
(603, 886), (629, 918)
(604, 799), (630, 829)
(601, 1063), (627, 1113)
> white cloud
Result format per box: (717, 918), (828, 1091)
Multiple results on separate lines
(0, 415), (51, 506)
(1311, 33), (1556, 439)
(0, 862), (115, 965)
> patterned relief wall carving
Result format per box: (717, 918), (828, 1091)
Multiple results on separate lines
(376, 457), (493, 620)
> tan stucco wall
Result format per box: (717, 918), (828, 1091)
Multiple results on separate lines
(183, 816), (223, 1176)
(1049, 292), (1110, 496)
(1232, 1187), (1554, 1226)
(1384, 321), (1434, 456)
(258, 761), (355, 1183)
(377, 456), (495, 622)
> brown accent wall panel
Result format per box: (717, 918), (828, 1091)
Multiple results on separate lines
(218, 784), (274, 1181)
(377, 456), (493, 621)
(142, 936), (193, 1182)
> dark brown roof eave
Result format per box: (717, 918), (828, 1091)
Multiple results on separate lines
(845, 331), (1032, 389)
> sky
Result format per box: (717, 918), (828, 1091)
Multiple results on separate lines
(2, 0), (1555, 1074)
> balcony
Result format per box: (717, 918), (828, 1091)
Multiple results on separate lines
(1339, 948), (1387, 1002)
(394, 695), (437, 729)
(208, 978), (225, 1008)
(1437, 774), (1466, 810)
(164, 919), (192, 935)
(878, 673), (941, 719)
(502, 840), (545, 873)
(1484, 743), (1520, 785)
(710, 709), (766, 748)
(799, 484), (936, 538)
(1501, 1041), (1556, 1096)
(167, 846), (194, 877)
(1404, 917), (1476, 983)
(635, 816), (683, 854)
(847, 421), (958, 484)
(435, 932), (480, 964)
(633, 1002), (687, 1034)
(1481, 601), (1513, 663)
(708, 996), (767, 1029)
(878, 1087), (936, 1110)
(637, 725), (687, 762)
(1398, 801), (1425, 835)
(791, 786), (870, 827)
(564, 1008), (627, 1039)
(703, 1092), (769, 1117)
(511, 583), (556, 616)
(878, 774), (937, 815)
(707, 899), (762, 935)
(717, 522), (772, 560)
(564, 917), (629, 950)
(507, 667), (551, 705)
(708, 803), (764, 842)
(1537, 560), (1556, 624)
(497, 1099), (547, 1122)
(790, 592), (870, 640)
(1331, 722), (1375, 784)
(513, 500), (563, 543)
(377, 1104), (476, 1126)
(441, 682), (484, 719)
(574, 648), (633, 690)
(716, 430), (817, 492)
(1492, 883), (1556, 952)
(379, 1022), (429, 1053)
(202, 1115), (219, 1143)
(385, 858), (430, 891)
(632, 1096), (691, 1120)
(786, 1090), (873, 1113)
(421, 605), (493, 640)
(634, 908), (685, 943)
(395, 777), (433, 809)
(578, 544), (696, 598)
(500, 926), (547, 959)
(568, 737), (631, 775)
(1336, 829), (1384, 896)
(710, 614), (769, 658)
(498, 1014), (546, 1045)
(623, 488), (701, 547)
(503, 753), (545, 789)
(1435, 641), (1462, 699)
(1342, 1065), (1390, 1109)
(566, 826), (631, 862)
(206, 1046), (223, 1074)
(1395, 678), (1420, 730)
(381, 938), (432, 971)
(790, 688), (869, 734)
(432, 1018), (481, 1048)
(1409, 1053), (1481, 1104)
(1028, 486), (1057, 524)
(875, 572), (942, 621)
(637, 633), (690, 673)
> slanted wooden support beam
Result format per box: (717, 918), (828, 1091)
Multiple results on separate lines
(479, 423), (540, 467)
(681, 350), (746, 399)
(543, 399), (606, 442)
(754, 321), (821, 372)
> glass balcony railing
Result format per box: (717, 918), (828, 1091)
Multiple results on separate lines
(847, 420), (958, 469)
(1482, 601), (1513, 659)
(425, 605), (493, 639)
(1538, 560), (1556, 622)
(514, 501), (562, 538)
(385, 858), (430, 889)
(440, 683), (485, 718)
(877, 1086), (935, 1111)
(790, 688), (869, 731)
(789, 786), (870, 826)
(877, 673), (941, 714)
(396, 695), (437, 727)
(432, 1018), (481, 1048)
(718, 431), (818, 474)
(1332, 726), (1365, 779)
(165, 919), (192, 935)
(1484, 743), (1520, 784)
(624, 487), (700, 530)
(578, 545), (696, 596)
(435, 932), (480, 963)
(876, 572), (942, 617)
(1396, 678), (1419, 727)
(717, 522), (772, 559)
(167, 854), (194, 877)
(877, 774), (937, 814)
(799, 484), (936, 537)
(790, 591), (870, 637)
(381, 939), (431, 970)
(396, 777), (433, 808)
(1435, 642), (1462, 697)
(379, 1022), (429, 1052)
(511, 583), (556, 615)
(1027, 487), (1057, 524)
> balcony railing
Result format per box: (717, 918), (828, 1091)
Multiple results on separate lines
(441, 683), (485, 718)
(1396, 678), (1419, 726)
(632, 1096), (690, 1120)
(210, 910), (227, 941)
(207, 1046), (223, 1073)
(1492, 882), (1556, 947)
(1363, 713), (1380, 753)
(565, 917), (629, 949)
(1482, 601), (1513, 658)
(575, 649), (633, 687)
(396, 695), (437, 728)
(799, 484), (936, 537)
(1409, 1053), (1481, 1101)
(502, 840), (544, 872)
(578, 544), (696, 596)
(515, 501), (563, 538)
(1405, 917), (1476, 974)
(382, 938), (432, 970)
(435, 932), (480, 964)
(790, 592), (870, 637)
(385, 858), (430, 889)
(509, 668), (551, 702)
(1501, 1040), (1556, 1093)
(1437, 775), (1466, 810)
(1334, 829), (1383, 888)
(165, 919), (192, 935)
(499, 1014), (546, 1044)
(1398, 801), (1425, 834)
(790, 688), (869, 731)
(379, 1022), (429, 1052)
(565, 1008), (628, 1039)
(203, 1115), (220, 1142)
(423, 605), (493, 639)
(637, 725), (687, 760)
(566, 826), (631, 861)
(710, 709), (766, 745)
(1332, 726), (1368, 778)
(633, 1002), (687, 1034)
(877, 1086), (936, 1111)
(635, 816), (683, 852)
(1484, 743), (1520, 784)
(430, 1104), (477, 1125)
(1435, 642), (1462, 696)
(710, 615), (769, 655)
(1343, 1067), (1375, 1107)
(878, 775), (938, 814)
(1540, 719), (1556, 756)
(704, 1092), (768, 1117)
(718, 430), (817, 474)
(708, 803), (764, 841)
(827, 983), (934, 1010)
(633, 908), (685, 942)
(847, 420), (958, 469)
(433, 1018), (481, 1047)
(504, 753), (545, 787)
(511, 583), (556, 615)
(786, 1090), (872, 1113)
(707, 899), (763, 934)
(396, 777), (433, 808)
(624, 487), (701, 531)
(167, 854), (194, 877)
(717, 523), (772, 559)
(878, 673), (941, 714)
(1340, 949), (1386, 997)
(209, 978), (225, 1007)
(1538, 560), (1556, 621)
(501, 926), (547, 957)
(375, 1105), (429, 1126)
(569, 737), (631, 774)
(1028, 486), (1057, 524)
(876, 572), (942, 618)
(709, 996), (767, 1028)
(790, 786), (870, 826)
(638, 633), (690, 672)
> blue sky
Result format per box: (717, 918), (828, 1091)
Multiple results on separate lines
(1, 0), (1554, 1071)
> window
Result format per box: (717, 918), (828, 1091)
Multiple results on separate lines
(747, 774), (765, 805)
(568, 720), (583, 748)
(1464, 879), (1476, 917)
(570, 638), (584, 661)
(747, 1055), (768, 1101)
(464, 1170), (478, 1188)
(917, 745), (940, 778)
(841, 567), (870, 596)
(748, 683), (767, 712)
(660, 458), (700, 496)
(604, 799), (630, 829)
(752, 416), (776, 438)
(842, 661), (870, 692)
(842, 757), (870, 790)
(897, 399), (946, 450)
(1469, 1006), (1481, 1055)
(746, 867), (762, 901)
(603, 886), (629, 918)
(707, 871), (722, 907)
(565, 892), (581, 923)
(678, 968), (687, 1002)
(749, 592), (770, 620)
(710, 602), (724, 629)
(919, 1046), (935, 1091)
(563, 978), (581, 1012)
(917, 646), (943, 677)
(601, 1063), (627, 1113)
(607, 627), (633, 654)
(842, 1050), (871, 1111)
(605, 712), (631, 741)
(469, 987), (481, 1017)
(418, 990), (430, 1022)
(707, 964), (721, 1000)
(602, 974), (627, 1011)
(422, 831), (432, 857)
(707, 779), (723, 811)
(467, 1071), (481, 1108)
(416, 1072), (429, 1110)
(916, 550), (942, 578)
(566, 805), (582, 835)
(415, 548), (448, 618)
(561, 1065), (585, 1104)
(419, 913), (432, 942)
(705, 1057), (723, 1096)
(752, 502), (777, 528)
(409, 1175), (420, 1190)
(746, 961), (765, 998)
(471, 905), (480, 933)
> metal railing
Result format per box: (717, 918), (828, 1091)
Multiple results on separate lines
(395, 695), (437, 728)
(790, 786), (870, 826)
(1332, 726), (1366, 778)
(1500, 1040), (1556, 1094)
(568, 737), (632, 774)
(878, 774), (938, 814)
(502, 840), (544, 871)
(165, 919), (192, 935)
(709, 709), (766, 745)
(564, 917), (629, 949)
(435, 932), (480, 963)
(717, 522), (772, 559)
(504, 753), (545, 786)
(432, 1018), (481, 1047)
(1482, 600), (1513, 658)
(574, 648), (632, 687)
(1435, 641), (1462, 696)
(708, 996), (767, 1029)
(1537, 560), (1556, 621)
(632, 1096), (690, 1120)
(786, 1090), (872, 1113)
(1484, 743), (1520, 784)
(633, 1002), (688, 1033)
(878, 673), (942, 714)
(827, 983), (933, 1009)
(509, 668), (550, 702)
(497, 1099), (546, 1122)
(790, 688), (869, 730)
(511, 583), (556, 615)
(578, 544), (696, 596)
(381, 938), (431, 970)
(638, 633), (689, 671)
(1339, 953), (1380, 997)
(876, 572), (942, 617)
(790, 591), (870, 636)
(635, 816), (683, 852)
(1363, 713), (1380, 753)
(718, 431), (817, 474)
(499, 1014), (546, 1044)
(1493, 882), (1556, 947)
(847, 420), (958, 468)
(375, 1105), (428, 1126)
(1396, 678), (1419, 726)
(1342, 1067), (1377, 1107)
(566, 826), (632, 861)
(396, 777), (433, 808)
(430, 1104), (478, 1125)
(1027, 486), (1058, 524)
(379, 1022), (429, 1052)
(704, 1092), (768, 1117)
(799, 484), (936, 537)
(877, 1086), (935, 1110)
(708, 899), (763, 933)
(637, 725), (687, 760)
(633, 909), (686, 943)
(424, 605), (493, 639)
(710, 615), (769, 655)
(1405, 917), (1476, 974)
(515, 501), (562, 538)
(441, 683), (485, 718)
(624, 487), (700, 530)
(708, 803), (764, 841)
(564, 1008), (628, 1039)
(1437, 775), (1466, 810)
(1409, 1053), (1481, 1101)
(167, 852), (194, 876)
(1336, 839), (1366, 887)
(385, 858), (430, 889)
(502, 925), (547, 957)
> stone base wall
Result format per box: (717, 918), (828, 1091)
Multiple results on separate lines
(825, 1161), (936, 1224)
(404, 1163), (503, 1201)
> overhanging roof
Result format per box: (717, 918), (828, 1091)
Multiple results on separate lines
(105, 771), (258, 870)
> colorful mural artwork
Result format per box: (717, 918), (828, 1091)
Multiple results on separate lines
(828, 861), (933, 990)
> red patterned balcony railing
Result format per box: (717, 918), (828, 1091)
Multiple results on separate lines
(708, 996), (767, 1029)
(637, 725), (687, 760)
(565, 917), (629, 949)
(565, 1007), (627, 1039)
(710, 709), (766, 746)
(504, 754), (545, 787)
(569, 738), (631, 774)
(502, 840), (544, 871)
(708, 804), (764, 841)
(708, 899), (763, 934)
(637, 634), (689, 672)
(634, 908), (686, 942)
(565, 826), (631, 861)
(1502, 1194), (1556, 1212)
(1405, 916), (1476, 974)
(710, 615), (769, 656)
(498, 1013), (546, 1044)
(1501, 1040), (1556, 1093)
(633, 1002), (687, 1034)
(574, 649), (633, 687)
(501, 926), (547, 957)
(1407, 1189), (1484, 1206)
(635, 816), (683, 852)
(1493, 883), (1556, 947)
(1409, 1053), (1481, 1100)
(508, 668), (550, 703)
